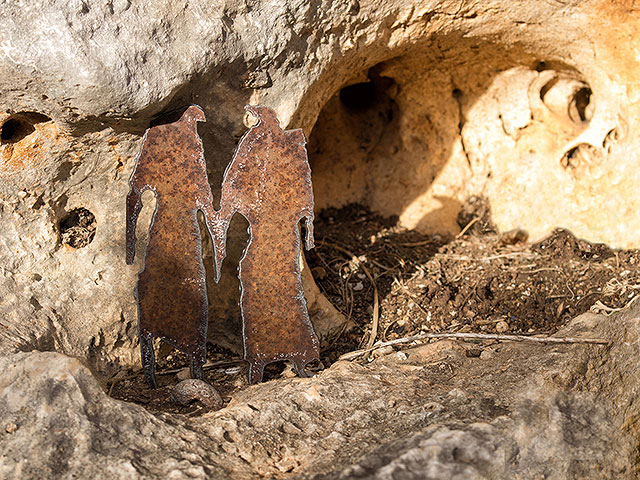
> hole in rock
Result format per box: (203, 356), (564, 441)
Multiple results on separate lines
(603, 126), (623, 153)
(106, 46), (635, 420)
(59, 208), (97, 248)
(560, 143), (601, 173)
(0, 112), (51, 144)
(570, 86), (593, 123)
(339, 82), (377, 110)
(305, 48), (632, 367)
(539, 76), (593, 125)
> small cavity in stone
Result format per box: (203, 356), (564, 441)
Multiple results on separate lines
(60, 208), (97, 248)
(560, 143), (601, 174)
(571, 87), (592, 123)
(339, 82), (377, 110)
(0, 112), (51, 144)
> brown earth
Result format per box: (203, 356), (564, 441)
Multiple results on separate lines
(109, 197), (640, 414)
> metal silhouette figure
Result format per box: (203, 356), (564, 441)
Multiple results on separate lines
(126, 105), (217, 389)
(214, 105), (319, 384)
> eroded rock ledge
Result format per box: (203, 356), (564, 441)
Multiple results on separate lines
(1, 306), (638, 479)
(2, 0), (640, 374)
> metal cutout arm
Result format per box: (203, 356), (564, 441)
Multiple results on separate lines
(199, 200), (224, 282)
(125, 184), (145, 265)
(303, 212), (315, 250)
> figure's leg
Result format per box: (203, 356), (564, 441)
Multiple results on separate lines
(190, 355), (204, 380)
(248, 360), (265, 384)
(140, 330), (158, 389)
(292, 357), (312, 379)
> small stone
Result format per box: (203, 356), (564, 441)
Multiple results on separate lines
(353, 282), (364, 291)
(371, 345), (394, 358)
(5, 423), (18, 433)
(480, 349), (495, 360)
(495, 320), (509, 333)
(171, 379), (223, 409)
(500, 228), (529, 245)
(395, 351), (408, 361)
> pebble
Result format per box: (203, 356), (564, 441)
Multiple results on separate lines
(5, 423), (17, 433)
(480, 349), (495, 360)
(171, 379), (223, 409)
(495, 320), (509, 332)
(395, 351), (408, 361)
(371, 345), (394, 358)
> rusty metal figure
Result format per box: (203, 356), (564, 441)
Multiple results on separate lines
(126, 105), (217, 388)
(214, 105), (319, 384)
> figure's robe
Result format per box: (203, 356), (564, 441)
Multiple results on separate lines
(126, 105), (216, 387)
(216, 105), (319, 383)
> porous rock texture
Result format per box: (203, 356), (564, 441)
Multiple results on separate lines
(2, 0), (640, 477)
(2, 306), (640, 478)
(2, 0), (640, 372)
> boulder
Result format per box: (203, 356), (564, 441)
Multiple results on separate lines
(1, 305), (639, 478)
(2, 5), (640, 477)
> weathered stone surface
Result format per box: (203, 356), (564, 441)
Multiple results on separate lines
(2, 0), (640, 375)
(1, 306), (639, 478)
(308, 3), (640, 248)
(3, 9), (640, 480)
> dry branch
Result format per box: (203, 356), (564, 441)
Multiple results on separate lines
(338, 331), (610, 361)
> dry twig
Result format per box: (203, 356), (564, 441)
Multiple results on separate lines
(338, 331), (610, 361)
(317, 240), (380, 348)
(158, 359), (244, 376)
(456, 217), (480, 238)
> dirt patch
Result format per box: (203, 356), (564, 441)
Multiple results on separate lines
(108, 350), (246, 415)
(109, 198), (640, 413)
(310, 200), (640, 360)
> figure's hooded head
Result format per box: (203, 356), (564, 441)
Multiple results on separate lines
(184, 104), (206, 123)
(150, 104), (205, 128)
(245, 105), (280, 129)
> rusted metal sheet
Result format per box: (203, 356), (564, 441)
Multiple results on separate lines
(214, 105), (319, 384)
(126, 105), (217, 388)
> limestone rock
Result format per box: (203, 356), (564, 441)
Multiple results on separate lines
(2, 0), (640, 449)
(1, 305), (639, 478)
(171, 379), (223, 409)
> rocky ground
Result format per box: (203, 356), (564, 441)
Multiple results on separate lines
(3, 203), (633, 479)
(2, 303), (639, 479)
(3, 0), (640, 478)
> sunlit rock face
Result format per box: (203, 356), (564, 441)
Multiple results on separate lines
(1, 0), (639, 370)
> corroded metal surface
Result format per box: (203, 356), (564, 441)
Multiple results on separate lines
(126, 105), (217, 388)
(215, 105), (319, 384)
